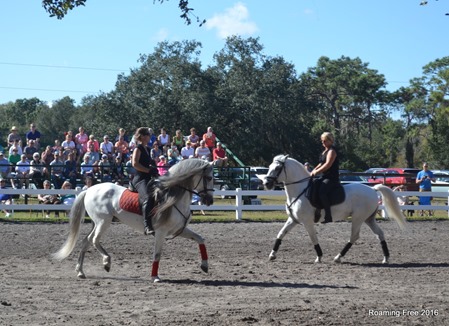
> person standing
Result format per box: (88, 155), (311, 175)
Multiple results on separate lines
(131, 127), (159, 235)
(311, 132), (340, 224)
(416, 162), (435, 216)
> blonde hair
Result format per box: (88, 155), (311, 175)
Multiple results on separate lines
(62, 181), (72, 189)
(321, 132), (334, 144)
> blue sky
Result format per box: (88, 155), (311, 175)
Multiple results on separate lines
(0, 0), (447, 106)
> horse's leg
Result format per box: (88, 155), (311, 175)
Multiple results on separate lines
(75, 229), (93, 279)
(302, 221), (323, 263)
(269, 216), (297, 261)
(90, 219), (113, 273)
(333, 214), (367, 263)
(151, 232), (166, 283)
(364, 214), (390, 264)
(177, 227), (209, 273)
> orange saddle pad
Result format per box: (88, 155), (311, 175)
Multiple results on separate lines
(119, 189), (141, 215)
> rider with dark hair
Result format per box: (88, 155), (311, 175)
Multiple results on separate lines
(132, 127), (159, 235)
(311, 132), (340, 224)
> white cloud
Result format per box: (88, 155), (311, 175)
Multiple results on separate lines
(205, 3), (258, 39)
(153, 28), (169, 42)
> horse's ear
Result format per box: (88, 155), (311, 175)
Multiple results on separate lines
(282, 154), (289, 162)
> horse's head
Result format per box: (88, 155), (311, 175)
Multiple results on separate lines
(264, 155), (289, 190)
(194, 162), (214, 206)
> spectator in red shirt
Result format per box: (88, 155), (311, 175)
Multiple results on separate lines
(212, 142), (228, 167)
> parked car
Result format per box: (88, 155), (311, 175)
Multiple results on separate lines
(367, 168), (420, 191)
(339, 170), (365, 183)
(431, 170), (449, 193)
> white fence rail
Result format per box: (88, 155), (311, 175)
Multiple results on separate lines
(1, 188), (448, 220)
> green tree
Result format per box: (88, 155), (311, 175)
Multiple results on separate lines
(42, 0), (205, 25)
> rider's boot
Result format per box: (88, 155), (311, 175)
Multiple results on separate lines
(314, 208), (321, 223)
(320, 196), (333, 224)
(142, 200), (155, 236)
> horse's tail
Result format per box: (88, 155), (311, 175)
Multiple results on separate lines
(374, 184), (407, 230)
(52, 191), (87, 261)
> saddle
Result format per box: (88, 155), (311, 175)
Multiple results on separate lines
(305, 178), (346, 209)
(119, 189), (142, 215)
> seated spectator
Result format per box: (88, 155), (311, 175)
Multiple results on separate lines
(188, 127), (200, 149)
(52, 139), (62, 155)
(80, 155), (94, 178)
(195, 140), (211, 161)
(23, 139), (38, 161)
(150, 141), (162, 163)
(181, 141), (195, 159)
(75, 127), (89, 158)
(84, 143), (100, 166)
(172, 129), (184, 151)
(158, 128), (170, 150)
(115, 128), (129, 143)
(60, 180), (76, 206)
(0, 178), (13, 218)
(147, 128), (157, 149)
(98, 154), (113, 182)
(7, 126), (22, 148)
(114, 136), (129, 160)
(124, 157), (136, 182)
(170, 145), (182, 161)
(49, 151), (64, 189)
(8, 147), (21, 171)
(112, 155), (125, 185)
(41, 145), (54, 168)
(15, 154), (30, 188)
(63, 152), (78, 188)
(26, 123), (41, 149)
(100, 135), (114, 161)
(212, 142), (228, 167)
(61, 133), (76, 160)
(87, 134), (100, 153)
(167, 149), (179, 167)
(9, 139), (23, 156)
(0, 152), (12, 179)
(202, 126), (216, 152)
(157, 156), (169, 176)
(82, 176), (94, 190)
(38, 180), (61, 218)
(30, 152), (46, 189)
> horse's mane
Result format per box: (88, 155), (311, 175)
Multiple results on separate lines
(153, 159), (212, 225)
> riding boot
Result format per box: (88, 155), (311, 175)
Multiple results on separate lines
(314, 208), (321, 223)
(322, 206), (333, 224)
(320, 196), (333, 224)
(142, 200), (155, 236)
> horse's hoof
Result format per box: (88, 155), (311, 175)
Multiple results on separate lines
(152, 276), (161, 283)
(314, 256), (322, 264)
(77, 272), (86, 279)
(269, 251), (277, 261)
(382, 257), (389, 264)
(334, 255), (342, 264)
(201, 263), (208, 273)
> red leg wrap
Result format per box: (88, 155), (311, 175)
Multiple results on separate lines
(199, 244), (208, 261)
(151, 261), (159, 277)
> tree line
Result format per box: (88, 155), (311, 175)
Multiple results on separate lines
(1, 37), (448, 170)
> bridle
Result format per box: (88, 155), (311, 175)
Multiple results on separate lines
(266, 156), (312, 210)
(176, 165), (215, 198)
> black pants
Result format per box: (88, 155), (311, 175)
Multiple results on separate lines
(133, 178), (156, 230)
(318, 178), (339, 217)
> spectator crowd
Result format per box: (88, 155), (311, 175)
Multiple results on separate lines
(0, 124), (228, 217)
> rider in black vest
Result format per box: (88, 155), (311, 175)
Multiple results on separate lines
(311, 132), (340, 224)
(131, 127), (159, 235)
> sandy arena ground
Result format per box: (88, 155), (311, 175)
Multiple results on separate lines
(1, 219), (448, 325)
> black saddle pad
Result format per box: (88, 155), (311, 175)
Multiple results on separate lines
(306, 178), (345, 209)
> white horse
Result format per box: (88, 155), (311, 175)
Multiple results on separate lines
(52, 159), (214, 283)
(263, 155), (407, 264)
